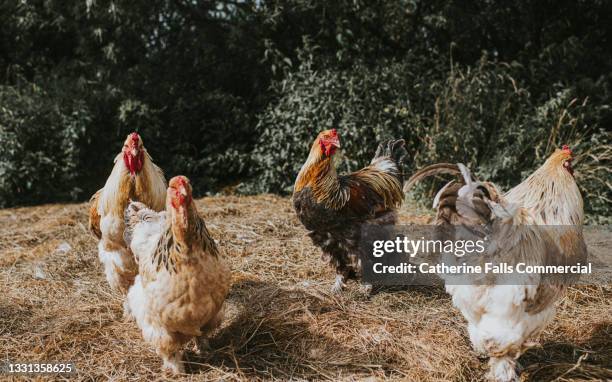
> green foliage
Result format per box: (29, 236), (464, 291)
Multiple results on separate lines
(419, 60), (612, 223)
(0, 0), (609, 221)
(0, 82), (90, 207)
(246, 51), (611, 222)
(1, 0), (268, 203)
(243, 51), (426, 193)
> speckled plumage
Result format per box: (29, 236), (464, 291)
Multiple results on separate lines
(124, 177), (230, 374)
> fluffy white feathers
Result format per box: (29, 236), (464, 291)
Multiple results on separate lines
(123, 177), (230, 374)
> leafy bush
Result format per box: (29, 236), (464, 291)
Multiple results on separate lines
(244, 52), (611, 222)
(242, 49), (435, 194)
(116, 91), (255, 194)
(0, 0), (610, 223)
(419, 59), (611, 223)
(0, 82), (90, 207)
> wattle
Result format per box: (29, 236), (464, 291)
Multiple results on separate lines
(123, 152), (144, 175)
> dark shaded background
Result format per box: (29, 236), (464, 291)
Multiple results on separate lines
(0, 0), (610, 221)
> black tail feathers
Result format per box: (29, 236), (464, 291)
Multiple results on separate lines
(372, 138), (407, 182)
(373, 139), (407, 165)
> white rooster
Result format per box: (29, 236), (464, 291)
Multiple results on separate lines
(405, 146), (587, 381)
(89, 132), (166, 294)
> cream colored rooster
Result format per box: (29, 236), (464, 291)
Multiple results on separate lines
(123, 176), (230, 374)
(89, 132), (166, 294)
(405, 146), (587, 381)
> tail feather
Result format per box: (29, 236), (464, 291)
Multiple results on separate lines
(372, 139), (407, 164)
(371, 139), (407, 182)
(403, 163), (461, 193)
(451, 163), (510, 224)
(88, 189), (103, 240)
(456, 164), (490, 224)
(433, 180), (456, 209)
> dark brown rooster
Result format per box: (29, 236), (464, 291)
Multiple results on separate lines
(293, 129), (406, 293)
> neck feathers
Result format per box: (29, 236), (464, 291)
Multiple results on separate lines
(99, 151), (166, 217)
(169, 202), (219, 259)
(136, 152), (166, 210)
(294, 150), (345, 208)
(505, 161), (583, 225)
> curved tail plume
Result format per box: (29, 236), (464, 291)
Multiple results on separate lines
(403, 163), (461, 193)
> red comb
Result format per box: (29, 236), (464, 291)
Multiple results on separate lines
(330, 129), (337, 136)
(130, 132), (140, 143)
(562, 145), (572, 153)
(172, 176), (189, 189)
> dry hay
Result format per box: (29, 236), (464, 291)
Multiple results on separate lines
(0, 195), (610, 381)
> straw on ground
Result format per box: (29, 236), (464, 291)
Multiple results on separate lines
(0, 195), (609, 381)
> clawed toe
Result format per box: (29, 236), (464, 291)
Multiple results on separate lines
(162, 351), (185, 374)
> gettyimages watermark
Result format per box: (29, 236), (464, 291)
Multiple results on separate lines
(358, 225), (611, 286)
